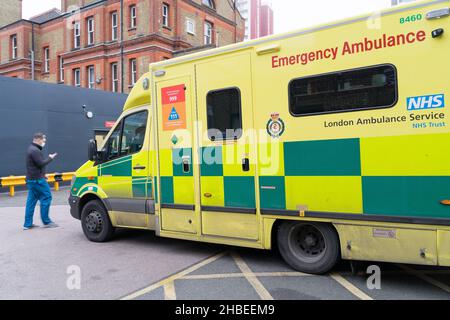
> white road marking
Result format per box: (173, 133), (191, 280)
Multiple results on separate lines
(121, 251), (227, 300)
(330, 272), (373, 300)
(164, 281), (177, 300)
(231, 252), (274, 300)
(397, 264), (450, 293)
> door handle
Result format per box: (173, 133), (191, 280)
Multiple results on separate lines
(133, 165), (146, 170)
(242, 158), (250, 172)
(182, 156), (191, 173)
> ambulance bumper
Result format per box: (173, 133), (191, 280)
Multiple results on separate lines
(69, 195), (81, 220)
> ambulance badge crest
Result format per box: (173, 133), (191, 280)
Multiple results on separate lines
(266, 113), (285, 138)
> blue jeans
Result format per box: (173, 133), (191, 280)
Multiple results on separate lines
(24, 178), (53, 228)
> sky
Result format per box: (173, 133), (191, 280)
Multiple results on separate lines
(22, 0), (394, 34)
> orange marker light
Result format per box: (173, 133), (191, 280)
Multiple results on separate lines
(88, 176), (95, 181)
(440, 200), (450, 206)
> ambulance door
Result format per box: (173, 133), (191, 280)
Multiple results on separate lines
(98, 108), (151, 228)
(156, 76), (197, 234)
(195, 53), (260, 241)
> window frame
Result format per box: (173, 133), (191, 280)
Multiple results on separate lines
(162, 3), (169, 27)
(11, 35), (18, 60)
(59, 56), (64, 82)
(206, 86), (243, 142)
(73, 68), (81, 87)
(288, 63), (399, 118)
(130, 5), (137, 29)
(130, 58), (137, 86)
(101, 110), (149, 163)
(43, 47), (50, 73)
(87, 65), (95, 89)
(202, 0), (215, 9)
(73, 22), (81, 49)
(186, 18), (195, 35)
(111, 62), (119, 92)
(87, 17), (95, 45)
(111, 12), (118, 41)
(204, 21), (213, 45)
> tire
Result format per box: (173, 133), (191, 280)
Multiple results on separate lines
(277, 221), (340, 274)
(81, 200), (115, 242)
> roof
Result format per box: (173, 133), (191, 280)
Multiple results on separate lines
(29, 8), (62, 24)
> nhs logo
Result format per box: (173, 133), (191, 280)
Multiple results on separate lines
(407, 94), (445, 111)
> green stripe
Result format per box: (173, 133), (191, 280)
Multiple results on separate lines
(284, 138), (361, 176)
(259, 176), (286, 210)
(224, 176), (255, 208)
(132, 177), (147, 198)
(160, 176), (174, 204)
(101, 157), (132, 176)
(363, 176), (450, 219)
(71, 177), (98, 195)
(200, 146), (223, 176)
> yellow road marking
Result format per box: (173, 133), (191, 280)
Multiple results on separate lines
(231, 252), (274, 300)
(330, 273), (373, 300)
(397, 265), (450, 293)
(164, 281), (177, 300)
(121, 251), (227, 300)
(182, 271), (311, 280)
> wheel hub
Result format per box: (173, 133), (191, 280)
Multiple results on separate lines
(290, 224), (326, 262)
(85, 211), (103, 233)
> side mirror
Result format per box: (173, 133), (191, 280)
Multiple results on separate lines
(88, 139), (98, 161)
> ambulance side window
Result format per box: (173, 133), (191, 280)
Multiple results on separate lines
(120, 111), (148, 156)
(289, 64), (398, 116)
(206, 87), (242, 141)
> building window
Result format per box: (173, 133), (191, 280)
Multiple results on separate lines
(87, 17), (95, 45)
(87, 66), (95, 89)
(206, 88), (242, 141)
(186, 18), (195, 35)
(162, 4), (169, 27)
(74, 22), (81, 48)
(73, 68), (81, 87)
(111, 12), (118, 41)
(288, 64), (398, 117)
(111, 63), (119, 92)
(204, 21), (213, 45)
(130, 59), (137, 86)
(11, 35), (18, 60)
(43, 47), (50, 73)
(130, 5), (137, 29)
(202, 0), (215, 9)
(59, 56), (64, 82)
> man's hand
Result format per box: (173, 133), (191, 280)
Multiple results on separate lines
(49, 153), (58, 159)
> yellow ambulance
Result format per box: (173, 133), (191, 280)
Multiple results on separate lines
(69, 0), (450, 274)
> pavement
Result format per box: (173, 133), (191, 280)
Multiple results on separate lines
(1, 188), (450, 300)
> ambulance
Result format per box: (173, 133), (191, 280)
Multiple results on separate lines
(69, 0), (450, 274)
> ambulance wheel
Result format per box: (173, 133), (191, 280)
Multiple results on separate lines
(81, 200), (115, 242)
(277, 221), (339, 274)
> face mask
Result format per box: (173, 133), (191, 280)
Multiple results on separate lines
(41, 142), (46, 148)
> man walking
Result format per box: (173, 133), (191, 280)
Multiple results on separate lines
(23, 133), (59, 230)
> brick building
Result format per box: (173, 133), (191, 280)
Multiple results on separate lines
(0, 0), (244, 93)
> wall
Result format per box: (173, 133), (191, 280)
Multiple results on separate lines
(0, 76), (127, 176)
(0, 0), (22, 28)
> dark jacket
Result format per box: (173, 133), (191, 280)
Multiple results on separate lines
(26, 143), (53, 180)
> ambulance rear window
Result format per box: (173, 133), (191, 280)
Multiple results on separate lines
(206, 87), (242, 141)
(289, 64), (397, 116)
